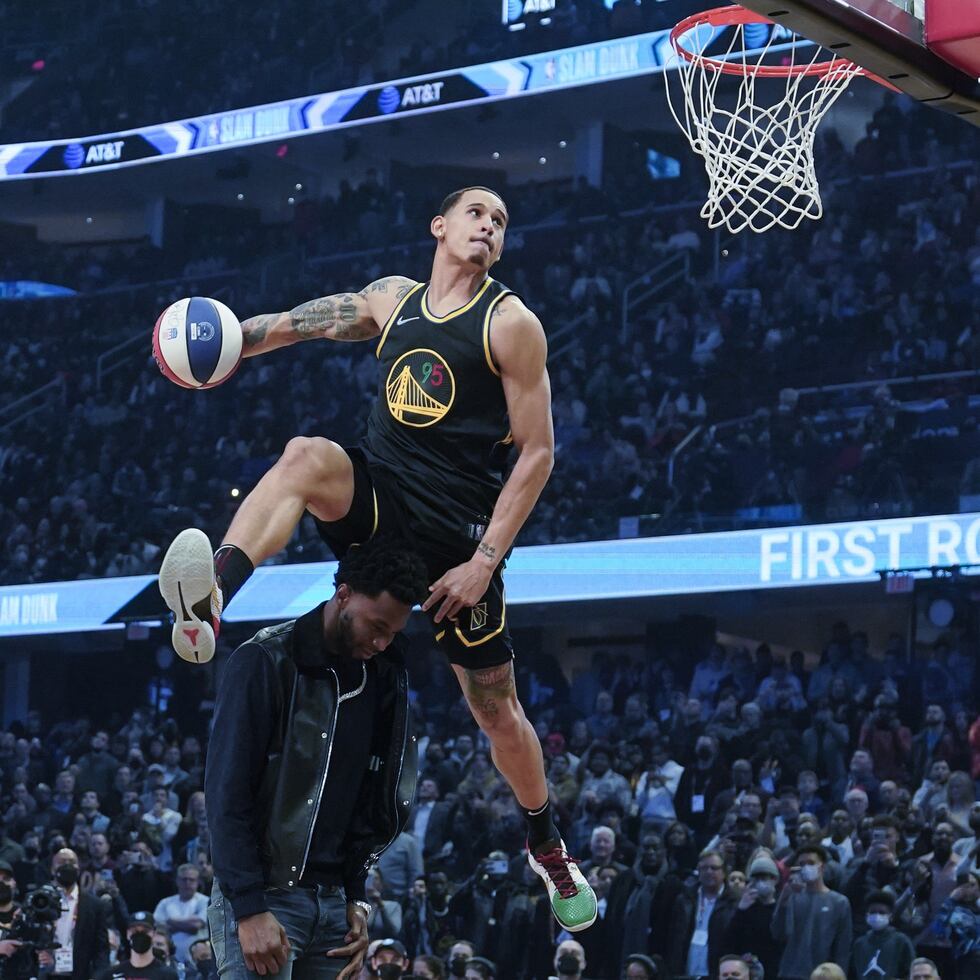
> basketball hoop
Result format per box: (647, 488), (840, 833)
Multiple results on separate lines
(666, 6), (884, 234)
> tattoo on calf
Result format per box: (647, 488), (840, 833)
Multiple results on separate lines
(464, 663), (515, 722)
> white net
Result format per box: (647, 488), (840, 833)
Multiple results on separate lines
(666, 15), (863, 234)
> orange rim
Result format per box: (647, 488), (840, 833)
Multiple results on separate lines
(670, 5), (866, 79)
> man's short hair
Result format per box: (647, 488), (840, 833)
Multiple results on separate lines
(866, 890), (895, 911)
(698, 849), (726, 869)
(334, 538), (428, 606)
(910, 957), (939, 976)
(795, 844), (829, 864)
(438, 186), (508, 219)
(719, 954), (751, 974)
(591, 825), (616, 845)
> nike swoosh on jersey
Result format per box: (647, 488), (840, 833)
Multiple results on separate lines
(397, 315), (420, 325)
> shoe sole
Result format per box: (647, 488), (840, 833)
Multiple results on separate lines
(159, 528), (216, 664)
(527, 841), (598, 933)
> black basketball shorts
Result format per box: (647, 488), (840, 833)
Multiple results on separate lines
(313, 448), (513, 670)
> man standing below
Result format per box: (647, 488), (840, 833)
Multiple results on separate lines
(153, 864), (208, 966)
(772, 846), (852, 980)
(205, 539), (428, 980)
(95, 912), (178, 980)
(160, 186), (598, 932)
(39, 848), (110, 980)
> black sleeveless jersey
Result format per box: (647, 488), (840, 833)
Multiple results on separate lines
(362, 277), (515, 547)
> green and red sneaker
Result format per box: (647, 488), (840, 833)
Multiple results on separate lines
(527, 838), (597, 932)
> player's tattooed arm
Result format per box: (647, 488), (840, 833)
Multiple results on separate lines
(239, 276), (415, 357)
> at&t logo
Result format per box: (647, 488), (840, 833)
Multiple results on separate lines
(503, 0), (556, 23)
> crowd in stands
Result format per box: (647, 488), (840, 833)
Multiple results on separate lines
(0, 0), (695, 143)
(0, 620), (977, 980)
(0, 91), (977, 583)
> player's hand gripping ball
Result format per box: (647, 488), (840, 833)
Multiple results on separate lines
(152, 296), (243, 389)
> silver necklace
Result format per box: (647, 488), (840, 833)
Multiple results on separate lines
(337, 664), (367, 703)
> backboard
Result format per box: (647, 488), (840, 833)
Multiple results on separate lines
(737, 0), (980, 126)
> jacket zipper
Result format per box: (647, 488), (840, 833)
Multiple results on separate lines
(362, 673), (410, 870)
(299, 669), (339, 879)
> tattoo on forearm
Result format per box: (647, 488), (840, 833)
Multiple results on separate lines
(287, 293), (374, 342)
(477, 541), (497, 562)
(242, 316), (274, 349)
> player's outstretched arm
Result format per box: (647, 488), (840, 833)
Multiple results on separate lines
(240, 276), (417, 357)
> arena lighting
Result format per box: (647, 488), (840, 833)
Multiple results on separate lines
(0, 28), (813, 179)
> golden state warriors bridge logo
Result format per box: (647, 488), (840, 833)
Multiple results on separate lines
(385, 348), (455, 427)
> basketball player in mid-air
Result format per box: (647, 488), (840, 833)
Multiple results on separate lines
(159, 186), (598, 933)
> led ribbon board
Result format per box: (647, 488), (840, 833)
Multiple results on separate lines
(220, 511), (980, 622)
(0, 513), (976, 635)
(0, 26), (804, 180)
(0, 575), (155, 637)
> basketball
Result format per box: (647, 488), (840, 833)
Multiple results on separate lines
(151, 296), (243, 389)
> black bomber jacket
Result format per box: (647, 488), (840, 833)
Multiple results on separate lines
(204, 602), (417, 920)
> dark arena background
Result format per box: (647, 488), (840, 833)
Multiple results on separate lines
(0, 1), (979, 978)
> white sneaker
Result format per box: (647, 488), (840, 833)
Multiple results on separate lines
(158, 529), (223, 664)
(527, 838), (597, 932)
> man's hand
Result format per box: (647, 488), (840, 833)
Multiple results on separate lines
(237, 911), (290, 976)
(326, 903), (368, 980)
(37, 950), (54, 968)
(737, 884), (757, 910)
(421, 557), (493, 624)
(0, 940), (22, 958)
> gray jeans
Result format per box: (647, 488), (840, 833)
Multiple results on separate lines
(208, 879), (351, 980)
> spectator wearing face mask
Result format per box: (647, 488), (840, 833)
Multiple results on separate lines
(772, 846), (852, 980)
(368, 938), (410, 980)
(186, 939), (216, 980)
(445, 940), (474, 979)
(39, 849), (110, 980)
(849, 891), (914, 980)
(722, 852), (784, 980)
(549, 939), (591, 980)
(94, 912), (177, 980)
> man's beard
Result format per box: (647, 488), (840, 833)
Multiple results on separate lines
(336, 609), (357, 658)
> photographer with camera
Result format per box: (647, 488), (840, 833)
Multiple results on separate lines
(0, 860), (25, 978)
(447, 852), (514, 966)
(37, 848), (109, 980)
(95, 912), (177, 980)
